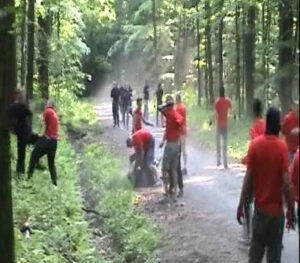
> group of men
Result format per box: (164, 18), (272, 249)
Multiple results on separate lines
(7, 88), (59, 186)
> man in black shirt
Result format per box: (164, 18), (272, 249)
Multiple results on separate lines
(110, 82), (120, 127)
(6, 89), (37, 175)
(156, 82), (163, 126)
(143, 82), (150, 121)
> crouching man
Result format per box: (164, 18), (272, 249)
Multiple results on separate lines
(126, 129), (156, 187)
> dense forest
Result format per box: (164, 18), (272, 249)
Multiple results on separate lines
(0, 0), (299, 262)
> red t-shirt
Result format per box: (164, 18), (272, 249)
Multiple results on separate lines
(247, 135), (289, 216)
(163, 107), (183, 142)
(290, 149), (299, 202)
(176, 103), (187, 135)
(43, 107), (58, 140)
(214, 97), (232, 128)
(132, 129), (152, 152)
(132, 108), (142, 133)
(282, 111), (299, 152)
(250, 118), (266, 140)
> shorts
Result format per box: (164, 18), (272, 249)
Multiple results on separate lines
(162, 141), (180, 172)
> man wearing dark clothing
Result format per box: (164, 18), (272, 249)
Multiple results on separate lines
(6, 90), (36, 174)
(156, 83), (163, 126)
(123, 85), (132, 130)
(111, 82), (120, 127)
(28, 100), (59, 186)
(120, 85), (126, 127)
(143, 82), (150, 121)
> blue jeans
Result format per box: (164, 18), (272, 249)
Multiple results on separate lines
(249, 208), (284, 263)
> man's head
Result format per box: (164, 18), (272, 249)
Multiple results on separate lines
(219, 86), (225, 98)
(46, 99), (55, 108)
(126, 137), (133, 148)
(265, 107), (281, 136)
(176, 93), (181, 104)
(136, 98), (143, 108)
(253, 98), (263, 118)
(165, 95), (174, 105)
(113, 81), (117, 88)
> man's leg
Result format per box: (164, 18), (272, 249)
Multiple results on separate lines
(47, 140), (58, 186)
(112, 104), (116, 126)
(249, 208), (268, 263)
(181, 135), (187, 174)
(17, 135), (26, 174)
(170, 143), (180, 201)
(222, 127), (228, 168)
(28, 138), (46, 178)
(266, 213), (284, 263)
(216, 127), (221, 166)
(177, 145), (183, 197)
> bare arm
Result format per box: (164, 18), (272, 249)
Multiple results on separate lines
(283, 171), (294, 208)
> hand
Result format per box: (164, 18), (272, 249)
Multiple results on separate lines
(159, 141), (164, 148)
(291, 127), (299, 136)
(286, 206), (295, 231)
(237, 205), (244, 225)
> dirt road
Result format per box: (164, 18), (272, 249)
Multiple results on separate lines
(94, 101), (299, 263)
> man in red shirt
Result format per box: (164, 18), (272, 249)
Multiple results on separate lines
(28, 100), (59, 186)
(132, 98), (153, 134)
(237, 107), (294, 262)
(290, 148), (299, 227)
(214, 86), (232, 168)
(159, 95), (184, 202)
(282, 103), (299, 163)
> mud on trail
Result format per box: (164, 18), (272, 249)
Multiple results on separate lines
(94, 102), (299, 263)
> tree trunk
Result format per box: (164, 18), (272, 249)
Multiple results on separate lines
(152, 0), (158, 81)
(205, 0), (214, 105)
(277, 0), (294, 114)
(217, 0), (224, 95)
(0, 0), (16, 262)
(204, 35), (209, 107)
(196, 1), (201, 106)
(245, 5), (256, 115)
(235, 5), (241, 119)
(241, 6), (246, 114)
(26, 0), (35, 103)
(20, 0), (27, 87)
(37, 11), (51, 100)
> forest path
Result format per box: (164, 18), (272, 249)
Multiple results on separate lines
(94, 100), (299, 263)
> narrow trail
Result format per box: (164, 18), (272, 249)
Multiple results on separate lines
(94, 101), (299, 263)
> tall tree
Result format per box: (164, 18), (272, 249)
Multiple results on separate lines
(205, 0), (214, 105)
(244, 4), (256, 115)
(20, 0), (27, 87)
(37, 8), (51, 100)
(277, 0), (294, 114)
(26, 0), (35, 103)
(0, 0), (16, 262)
(196, 0), (201, 105)
(217, 0), (224, 94)
(235, 5), (241, 118)
(152, 0), (158, 81)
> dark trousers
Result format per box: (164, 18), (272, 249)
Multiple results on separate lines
(170, 145), (183, 191)
(249, 208), (284, 263)
(28, 136), (57, 184)
(112, 102), (119, 126)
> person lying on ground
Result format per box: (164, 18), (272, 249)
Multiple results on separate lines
(132, 97), (153, 134)
(237, 107), (295, 262)
(6, 87), (38, 176)
(159, 95), (184, 202)
(28, 99), (59, 186)
(282, 102), (299, 163)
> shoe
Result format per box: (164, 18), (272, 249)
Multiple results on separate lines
(177, 189), (184, 198)
(52, 180), (57, 186)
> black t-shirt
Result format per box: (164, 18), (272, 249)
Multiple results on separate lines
(111, 87), (120, 103)
(144, 85), (149, 100)
(6, 102), (32, 136)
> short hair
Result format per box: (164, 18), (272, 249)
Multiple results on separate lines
(253, 99), (263, 117)
(136, 97), (142, 103)
(265, 107), (280, 136)
(165, 95), (174, 105)
(219, 86), (225, 97)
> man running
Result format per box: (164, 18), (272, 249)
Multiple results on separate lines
(159, 95), (183, 202)
(110, 82), (120, 127)
(214, 86), (232, 169)
(132, 98), (153, 134)
(237, 107), (295, 262)
(282, 102), (299, 163)
(6, 88), (37, 175)
(126, 129), (156, 187)
(28, 100), (59, 186)
(156, 82), (164, 126)
(143, 81), (150, 121)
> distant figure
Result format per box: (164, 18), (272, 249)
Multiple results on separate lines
(290, 148), (299, 227)
(132, 98), (153, 134)
(282, 102), (299, 163)
(110, 82), (120, 127)
(6, 88), (36, 175)
(159, 95), (184, 202)
(119, 85), (126, 127)
(237, 107), (294, 262)
(214, 86), (232, 169)
(126, 129), (156, 187)
(123, 85), (133, 130)
(156, 82), (164, 126)
(143, 81), (150, 121)
(28, 100), (59, 186)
